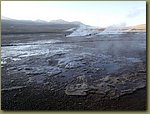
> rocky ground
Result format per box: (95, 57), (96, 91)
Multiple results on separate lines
(1, 32), (147, 110)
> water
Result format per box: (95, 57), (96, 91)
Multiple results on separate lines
(1, 40), (75, 65)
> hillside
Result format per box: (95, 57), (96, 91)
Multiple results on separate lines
(123, 24), (146, 32)
(1, 19), (79, 34)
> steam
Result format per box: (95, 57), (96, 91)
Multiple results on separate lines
(66, 6), (145, 37)
(98, 23), (126, 35)
(99, 6), (145, 35)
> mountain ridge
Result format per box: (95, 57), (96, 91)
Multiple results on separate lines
(1, 16), (146, 29)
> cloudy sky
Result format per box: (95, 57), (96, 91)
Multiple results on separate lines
(1, 1), (146, 27)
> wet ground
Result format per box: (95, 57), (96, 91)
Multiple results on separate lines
(1, 32), (147, 110)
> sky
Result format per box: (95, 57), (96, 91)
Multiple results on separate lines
(1, 1), (146, 27)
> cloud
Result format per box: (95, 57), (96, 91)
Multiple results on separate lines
(127, 7), (145, 18)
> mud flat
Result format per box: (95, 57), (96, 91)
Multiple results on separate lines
(1, 32), (146, 110)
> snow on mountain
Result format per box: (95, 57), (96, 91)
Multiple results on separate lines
(35, 19), (48, 23)
(65, 27), (77, 32)
(50, 19), (69, 24)
(2, 16), (14, 20)
(50, 19), (83, 25)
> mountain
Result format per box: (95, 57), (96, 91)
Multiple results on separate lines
(1, 17), (79, 34)
(124, 24), (146, 32)
(50, 19), (70, 24)
(1, 16), (15, 20)
(50, 19), (83, 25)
(70, 21), (83, 25)
(131, 24), (146, 30)
(1, 16), (83, 26)
(35, 19), (48, 23)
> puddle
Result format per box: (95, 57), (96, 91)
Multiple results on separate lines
(103, 64), (121, 73)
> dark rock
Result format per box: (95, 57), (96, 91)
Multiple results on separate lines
(47, 59), (58, 66)
(65, 83), (89, 96)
